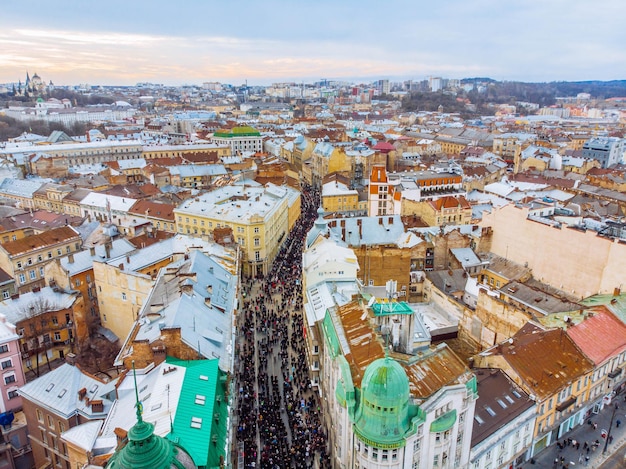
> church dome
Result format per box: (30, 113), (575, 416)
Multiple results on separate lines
(353, 357), (412, 447)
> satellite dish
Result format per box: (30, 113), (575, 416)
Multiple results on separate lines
(367, 296), (376, 307)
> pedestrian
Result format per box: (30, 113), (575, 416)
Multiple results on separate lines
(617, 419), (621, 428)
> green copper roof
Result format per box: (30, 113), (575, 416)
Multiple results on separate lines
(430, 409), (457, 433)
(323, 310), (341, 359)
(167, 357), (227, 469)
(353, 357), (413, 448)
(371, 301), (414, 316)
(213, 126), (261, 138)
(581, 293), (626, 323)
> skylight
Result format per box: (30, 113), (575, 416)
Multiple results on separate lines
(45, 383), (55, 392)
(190, 417), (202, 429)
(57, 389), (67, 398)
(485, 406), (496, 417)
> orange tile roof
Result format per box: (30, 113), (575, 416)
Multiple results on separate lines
(495, 323), (594, 400)
(336, 301), (385, 387)
(404, 345), (469, 398)
(1, 225), (80, 256)
(128, 200), (176, 221)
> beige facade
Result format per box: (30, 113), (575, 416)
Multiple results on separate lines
(479, 204), (626, 297)
(93, 255), (170, 342)
(0, 226), (82, 294)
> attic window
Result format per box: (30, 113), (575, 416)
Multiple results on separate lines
(190, 417), (202, 429)
(199, 375), (209, 381)
(505, 395), (515, 404)
(512, 390), (522, 398)
(151, 403), (162, 411)
(485, 406), (496, 417)
(195, 395), (206, 405)
(46, 383), (55, 392)
(57, 389), (67, 398)
(474, 415), (484, 425)
(89, 384), (98, 394)
(496, 399), (508, 409)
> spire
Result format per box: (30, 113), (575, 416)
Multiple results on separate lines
(132, 361), (143, 424)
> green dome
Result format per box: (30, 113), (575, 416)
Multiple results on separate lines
(362, 357), (409, 407)
(353, 357), (412, 448)
(106, 419), (196, 469)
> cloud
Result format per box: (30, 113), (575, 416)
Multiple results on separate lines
(0, 0), (624, 85)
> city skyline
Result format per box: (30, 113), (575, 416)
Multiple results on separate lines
(1, 0), (625, 87)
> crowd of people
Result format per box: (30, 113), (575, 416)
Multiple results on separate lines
(234, 185), (330, 468)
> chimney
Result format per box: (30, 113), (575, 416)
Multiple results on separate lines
(66, 353), (77, 365)
(341, 228), (345, 241)
(389, 216), (393, 224)
(119, 264), (124, 271)
(205, 296), (211, 307)
(614, 287), (621, 297)
(378, 218), (383, 225)
(89, 246), (96, 256)
(104, 241), (111, 259)
(78, 387), (86, 399)
(68, 253), (74, 264)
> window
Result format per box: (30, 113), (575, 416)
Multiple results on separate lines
(254, 227), (260, 233)
(16, 261), (22, 269)
(4, 375), (16, 385)
(27, 258), (32, 265)
(122, 292), (127, 301)
(7, 390), (18, 400)
(52, 316), (58, 325)
(1, 360), (11, 369)
(18, 274), (25, 284)
(37, 255), (43, 262)
(1, 291), (7, 300)
(37, 409), (43, 422)
(39, 267), (44, 277)
(254, 237), (260, 246)
(48, 415), (54, 429)
(255, 251), (260, 261)
(54, 332), (61, 341)
(47, 251), (52, 259)
(29, 270), (36, 280)
(0, 344), (8, 354)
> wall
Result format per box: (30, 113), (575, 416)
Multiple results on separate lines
(480, 204), (626, 297)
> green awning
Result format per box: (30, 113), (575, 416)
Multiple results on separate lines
(430, 409), (457, 433)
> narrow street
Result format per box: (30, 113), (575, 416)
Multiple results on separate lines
(234, 186), (330, 468)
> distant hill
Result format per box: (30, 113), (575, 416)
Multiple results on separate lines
(403, 79), (626, 117)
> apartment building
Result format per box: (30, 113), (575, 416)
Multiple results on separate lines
(0, 287), (87, 374)
(211, 126), (262, 155)
(0, 226), (82, 293)
(18, 361), (115, 469)
(174, 183), (300, 277)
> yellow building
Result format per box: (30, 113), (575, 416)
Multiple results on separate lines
(0, 226), (82, 293)
(474, 326), (593, 456)
(93, 242), (173, 341)
(141, 143), (230, 160)
(321, 180), (359, 214)
(32, 183), (73, 213)
(402, 195), (472, 227)
(174, 183), (301, 277)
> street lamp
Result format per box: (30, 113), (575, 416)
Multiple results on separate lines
(603, 403), (619, 454)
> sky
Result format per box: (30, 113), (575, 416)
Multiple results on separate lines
(1, 0), (624, 87)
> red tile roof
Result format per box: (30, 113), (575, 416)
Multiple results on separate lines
(566, 307), (626, 364)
